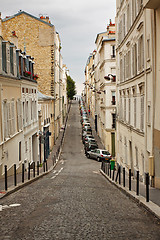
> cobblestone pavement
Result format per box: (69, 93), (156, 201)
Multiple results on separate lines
(0, 101), (160, 240)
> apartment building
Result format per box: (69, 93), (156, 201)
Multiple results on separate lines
(0, 34), (38, 177)
(94, 21), (116, 156)
(116, 0), (154, 183)
(144, 0), (160, 188)
(1, 11), (65, 144)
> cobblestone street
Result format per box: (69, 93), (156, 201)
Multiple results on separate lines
(0, 101), (160, 240)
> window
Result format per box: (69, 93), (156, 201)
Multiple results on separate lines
(111, 91), (116, 105)
(10, 46), (14, 75)
(124, 98), (126, 122)
(147, 39), (150, 60)
(135, 146), (138, 168)
(2, 42), (7, 73)
(138, 35), (144, 72)
(128, 98), (131, 124)
(17, 99), (22, 131)
(148, 103), (151, 125)
(112, 113), (116, 129)
(134, 98), (137, 128)
(3, 100), (8, 140)
(140, 96), (144, 131)
(111, 45), (116, 58)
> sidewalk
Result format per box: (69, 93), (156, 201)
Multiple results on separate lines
(0, 104), (71, 199)
(88, 112), (160, 220)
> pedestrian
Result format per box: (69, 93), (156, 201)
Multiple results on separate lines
(88, 109), (90, 115)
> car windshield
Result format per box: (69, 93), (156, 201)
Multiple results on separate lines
(102, 151), (110, 155)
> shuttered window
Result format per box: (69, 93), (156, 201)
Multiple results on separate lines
(17, 99), (22, 131)
(134, 98), (137, 128)
(10, 46), (14, 75)
(2, 42), (7, 73)
(140, 96), (144, 131)
(11, 100), (15, 135)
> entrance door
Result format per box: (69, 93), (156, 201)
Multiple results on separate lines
(111, 132), (115, 157)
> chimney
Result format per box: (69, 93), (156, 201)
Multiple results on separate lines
(10, 31), (18, 48)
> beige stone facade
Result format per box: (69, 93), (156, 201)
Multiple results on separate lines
(2, 11), (56, 96)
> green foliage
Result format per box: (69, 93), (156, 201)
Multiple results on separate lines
(67, 75), (77, 100)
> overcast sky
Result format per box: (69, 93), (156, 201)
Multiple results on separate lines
(1, 0), (116, 95)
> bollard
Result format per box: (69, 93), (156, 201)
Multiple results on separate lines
(123, 167), (125, 187)
(14, 164), (17, 186)
(136, 171), (139, 196)
(110, 164), (112, 178)
(33, 162), (35, 178)
(37, 161), (39, 176)
(119, 166), (121, 185)
(4, 165), (7, 191)
(107, 163), (110, 176)
(129, 169), (131, 191)
(146, 173), (149, 202)
(22, 163), (25, 183)
(43, 161), (46, 172)
(112, 168), (115, 181)
(46, 160), (48, 171)
(28, 163), (30, 180)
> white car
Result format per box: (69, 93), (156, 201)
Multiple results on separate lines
(86, 149), (112, 162)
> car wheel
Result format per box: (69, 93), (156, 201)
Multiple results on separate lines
(97, 157), (101, 162)
(87, 153), (90, 159)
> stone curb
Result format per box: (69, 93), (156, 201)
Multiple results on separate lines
(100, 169), (160, 221)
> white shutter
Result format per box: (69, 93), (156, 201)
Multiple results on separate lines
(11, 100), (15, 135)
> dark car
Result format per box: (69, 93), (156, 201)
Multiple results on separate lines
(84, 142), (98, 154)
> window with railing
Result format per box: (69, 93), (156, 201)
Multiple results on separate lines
(112, 113), (116, 129)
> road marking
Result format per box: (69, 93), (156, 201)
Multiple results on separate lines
(93, 171), (99, 174)
(0, 203), (21, 212)
(51, 167), (64, 179)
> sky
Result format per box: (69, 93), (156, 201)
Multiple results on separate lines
(1, 0), (116, 95)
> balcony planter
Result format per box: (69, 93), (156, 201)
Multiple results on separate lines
(24, 71), (31, 77)
(33, 74), (38, 80)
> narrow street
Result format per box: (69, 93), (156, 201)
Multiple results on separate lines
(0, 101), (160, 240)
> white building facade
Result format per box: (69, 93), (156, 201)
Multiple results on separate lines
(116, 0), (154, 183)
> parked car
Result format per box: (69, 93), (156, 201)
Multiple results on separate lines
(86, 149), (112, 162)
(82, 125), (92, 132)
(84, 138), (97, 146)
(84, 142), (98, 153)
(82, 135), (95, 144)
(82, 122), (91, 128)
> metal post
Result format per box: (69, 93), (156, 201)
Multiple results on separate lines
(46, 160), (48, 172)
(112, 168), (115, 181)
(22, 163), (25, 183)
(43, 161), (45, 172)
(129, 169), (131, 191)
(136, 171), (139, 196)
(146, 173), (149, 202)
(4, 165), (7, 191)
(33, 162), (35, 178)
(107, 163), (110, 176)
(14, 164), (17, 186)
(119, 166), (121, 185)
(110, 163), (112, 178)
(28, 163), (30, 180)
(123, 167), (125, 187)
(37, 161), (39, 176)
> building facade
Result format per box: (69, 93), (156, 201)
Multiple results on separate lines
(0, 33), (38, 177)
(116, 0), (154, 183)
(144, 0), (160, 188)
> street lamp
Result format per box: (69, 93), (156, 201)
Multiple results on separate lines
(104, 74), (116, 82)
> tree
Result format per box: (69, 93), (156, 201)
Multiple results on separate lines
(67, 75), (76, 100)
